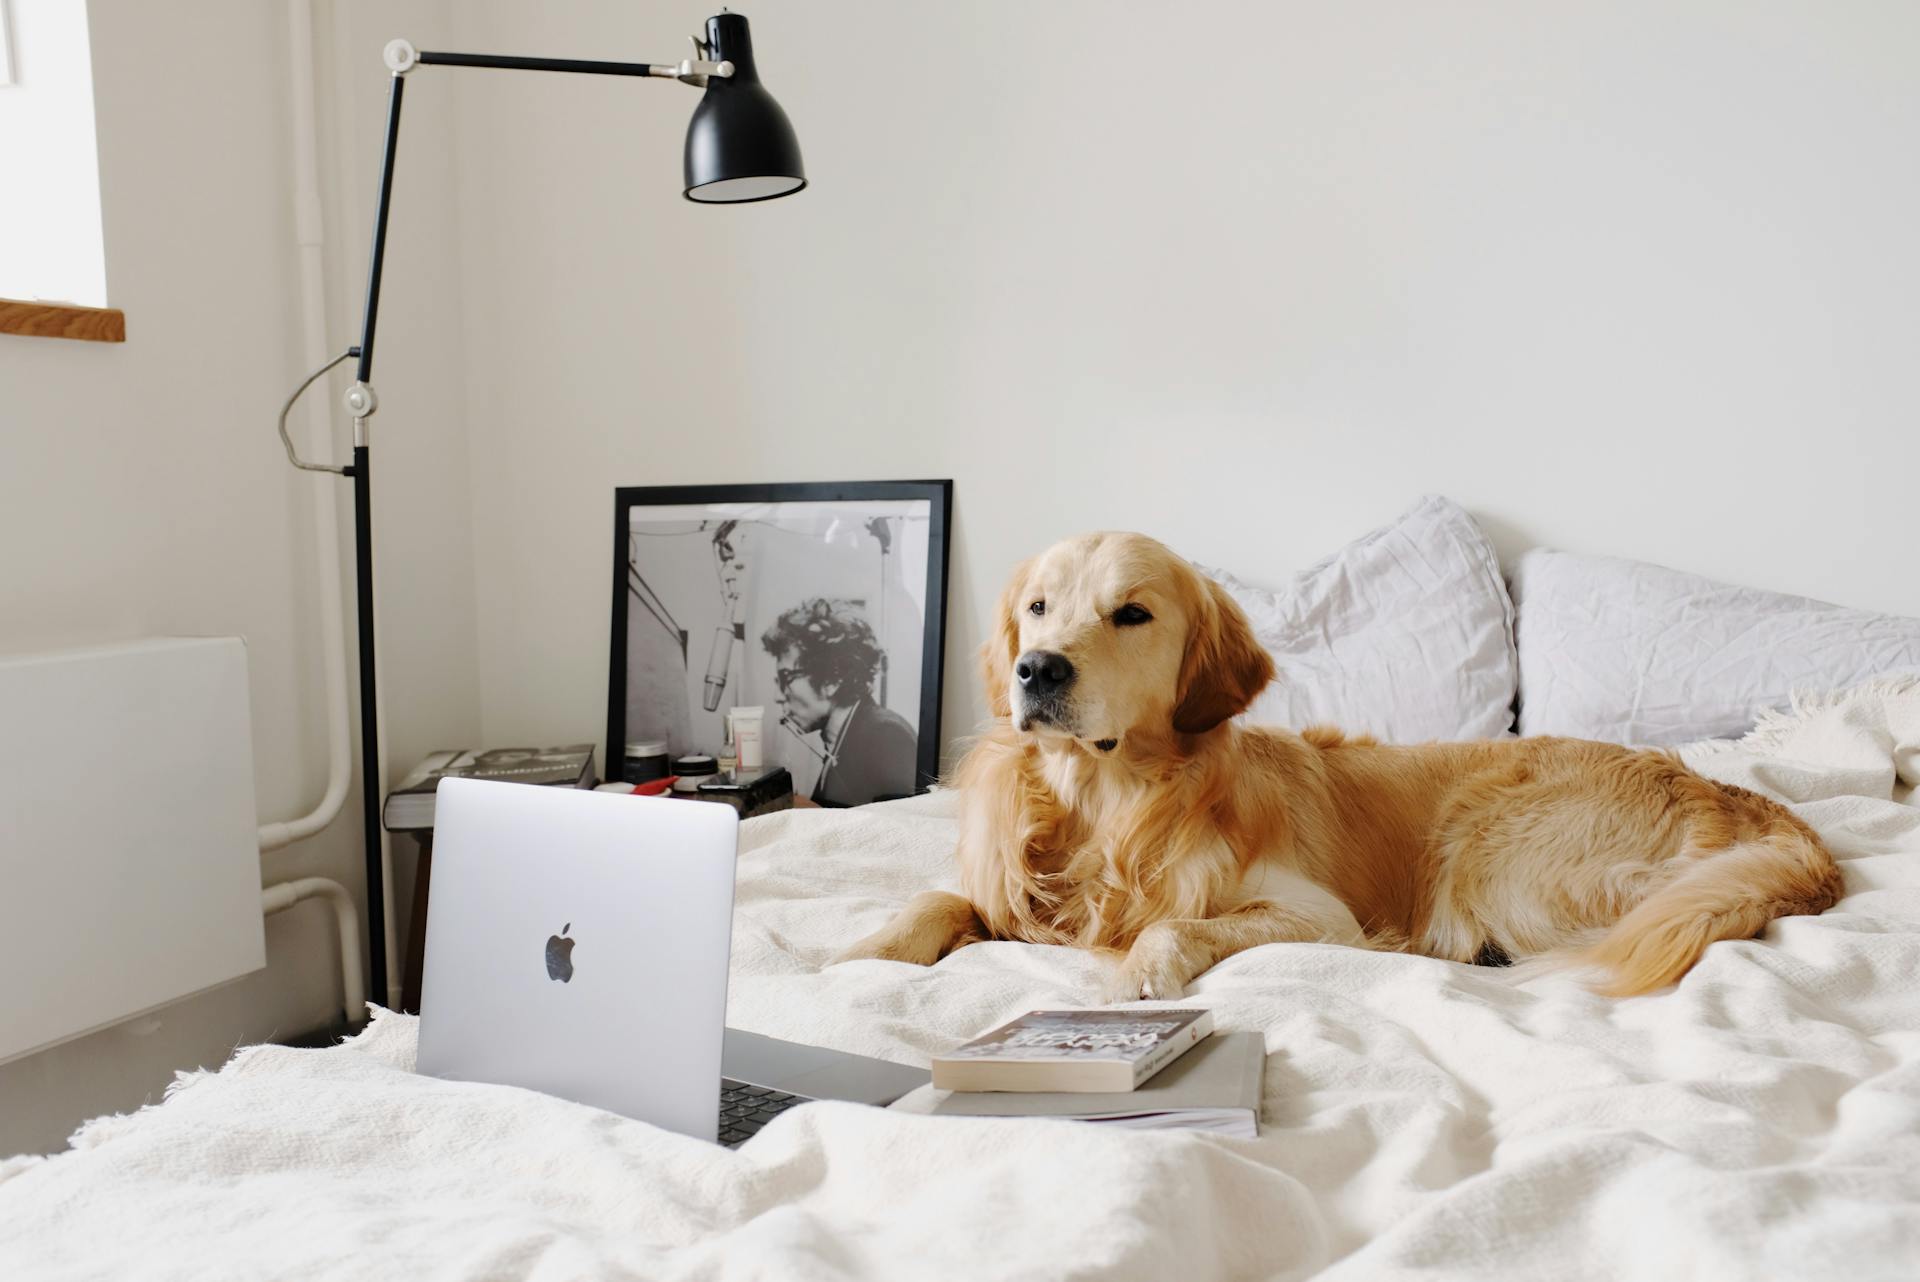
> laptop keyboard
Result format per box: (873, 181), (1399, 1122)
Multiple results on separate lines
(718, 1077), (808, 1148)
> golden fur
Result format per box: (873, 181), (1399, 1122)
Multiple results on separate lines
(839, 532), (1843, 1000)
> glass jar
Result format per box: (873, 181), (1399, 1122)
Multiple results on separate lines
(622, 739), (670, 785)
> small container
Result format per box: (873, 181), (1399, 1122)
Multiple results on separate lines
(670, 753), (719, 793)
(729, 705), (766, 771)
(622, 739), (670, 785)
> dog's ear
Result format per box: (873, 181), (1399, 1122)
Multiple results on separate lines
(1172, 575), (1274, 735)
(980, 557), (1035, 720)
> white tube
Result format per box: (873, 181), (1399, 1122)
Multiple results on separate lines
(731, 706), (765, 771)
(252, 1), (364, 1034)
(261, 878), (366, 1025)
(304, 0), (397, 1011)
(259, 0), (351, 855)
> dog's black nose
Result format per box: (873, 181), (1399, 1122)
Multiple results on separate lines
(1014, 650), (1075, 696)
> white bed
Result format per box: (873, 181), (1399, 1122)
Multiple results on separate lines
(2, 679), (1918, 1280)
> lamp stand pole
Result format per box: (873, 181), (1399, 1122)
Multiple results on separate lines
(349, 437), (385, 1006)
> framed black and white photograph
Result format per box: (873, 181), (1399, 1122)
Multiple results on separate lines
(608, 481), (952, 807)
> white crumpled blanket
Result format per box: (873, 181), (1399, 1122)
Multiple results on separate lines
(4, 681), (1919, 1281)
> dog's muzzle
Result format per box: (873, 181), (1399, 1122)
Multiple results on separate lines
(1014, 649), (1076, 733)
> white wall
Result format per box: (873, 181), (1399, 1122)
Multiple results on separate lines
(0, 0), (477, 1157)
(443, 0), (1920, 764)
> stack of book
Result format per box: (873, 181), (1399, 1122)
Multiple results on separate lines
(929, 1008), (1263, 1137)
(382, 745), (596, 832)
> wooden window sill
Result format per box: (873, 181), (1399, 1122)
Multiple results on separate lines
(0, 298), (126, 343)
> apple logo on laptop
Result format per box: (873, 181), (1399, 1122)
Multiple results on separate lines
(545, 923), (576, 983)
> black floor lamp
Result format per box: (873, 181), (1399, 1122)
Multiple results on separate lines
(277, 11), (805, 1007)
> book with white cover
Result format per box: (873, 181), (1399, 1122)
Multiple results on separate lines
(383, 745), (596, 831)
(932, 1031), (1265, 1137)
(931, 1008), (1215, 1093)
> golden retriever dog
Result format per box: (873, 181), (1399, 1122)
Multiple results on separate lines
(838, 531), (1842, 1001)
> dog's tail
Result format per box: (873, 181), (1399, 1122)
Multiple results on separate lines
(1574, 823), (1844, 998)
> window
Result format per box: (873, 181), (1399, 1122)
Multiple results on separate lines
(0, 0), (111, 312)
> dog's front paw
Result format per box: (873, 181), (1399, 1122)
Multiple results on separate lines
(831, 927), (942, 968)
(1099, 926), (1196, 1003)
(830, 892), (984, 969)
(1098, 968), (1178, 1004)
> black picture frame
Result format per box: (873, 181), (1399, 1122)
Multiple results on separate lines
(607, 480), (953, 806)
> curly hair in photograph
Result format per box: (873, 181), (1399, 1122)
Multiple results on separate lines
(760, 598), (884, 705)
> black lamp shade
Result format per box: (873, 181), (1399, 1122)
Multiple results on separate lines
(684, 13), (805, 203)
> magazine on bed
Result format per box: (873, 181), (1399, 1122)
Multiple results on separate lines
(932, 1031), (1264, 1137)
(931, 1008), (1215, 1092)
(382, 745), (596, 832)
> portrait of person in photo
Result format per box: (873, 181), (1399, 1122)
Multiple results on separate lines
(762, 599), (918, 807)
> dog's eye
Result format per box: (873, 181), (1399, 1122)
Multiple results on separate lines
(1113, 603), (1152, 627)
(1028, 600), (1046, 617)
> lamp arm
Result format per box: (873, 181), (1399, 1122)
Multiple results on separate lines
(349, 67), (405, 403)
(413, 50), (727, 80)
(348, 38), (733, 415)
(388, 35), (733, 85)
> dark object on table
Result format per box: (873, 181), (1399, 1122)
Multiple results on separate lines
(669, 753), (720, 793)
(694, 766), (795, 818)
(621, 739), (671, 785)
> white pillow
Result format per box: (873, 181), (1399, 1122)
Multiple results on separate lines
(1512, 549), (1920, 745)
(1199, 495), (1518, 742)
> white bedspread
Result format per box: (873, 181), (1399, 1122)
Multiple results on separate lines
(5, 682), (1920, 1281)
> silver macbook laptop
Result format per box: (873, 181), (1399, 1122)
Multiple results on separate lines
(417, 776), (928, 1146)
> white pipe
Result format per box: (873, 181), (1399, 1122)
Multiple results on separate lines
(262, 878), (366, 1024)
(312, 0), (399, 1013)
(301, 0), (401, 1013)
(259, 0), (351, 855)
(251, 0), (366, 1030)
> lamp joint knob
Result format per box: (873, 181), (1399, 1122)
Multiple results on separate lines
(676, 59), (733, 86)
(383, 39), (419, 75)
(676, 33), (732, 86)
(343, 382), (379, 419)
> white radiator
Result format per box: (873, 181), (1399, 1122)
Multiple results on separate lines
(0, 638), (267, 1065)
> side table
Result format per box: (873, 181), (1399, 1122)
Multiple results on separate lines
(400, 831), (433, 1014)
